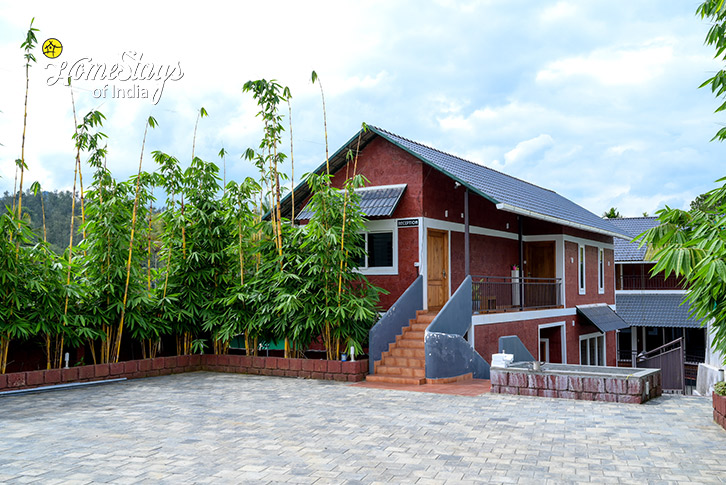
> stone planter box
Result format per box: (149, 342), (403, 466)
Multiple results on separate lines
(714, 392), (726, 430)
(0, 355), (368, 393)
(490, 363), (662, 404)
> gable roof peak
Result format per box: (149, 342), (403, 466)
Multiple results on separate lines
(370, 125), (556, 196)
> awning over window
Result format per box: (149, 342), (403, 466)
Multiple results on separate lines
(577, 305), (630, 333)
(296, 184), (406, 220)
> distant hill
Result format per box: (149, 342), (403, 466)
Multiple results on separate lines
(1, 190), (82, 253)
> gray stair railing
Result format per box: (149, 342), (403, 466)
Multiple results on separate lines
(368, 275), (423, 375)
(425, 276), (490, 379)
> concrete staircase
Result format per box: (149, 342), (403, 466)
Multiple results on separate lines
(365, 310), (436, 385)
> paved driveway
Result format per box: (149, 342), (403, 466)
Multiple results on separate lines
(0, 372), (724, 484)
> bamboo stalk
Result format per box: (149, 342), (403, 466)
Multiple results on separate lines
(288, 100), (295, 224)
(312, 71), (329, 176)
(70, 86), (87, 248)
(114, 117), (155, 363)
(59, 137), (82, 367)
(147, 201), (153, 296)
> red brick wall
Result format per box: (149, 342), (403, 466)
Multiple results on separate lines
(565, 241), (615, 307)
(367, 226), (420, 310)
(329, 136), (424, 219)
(474, 313), (617, 365)
(450, 232), (519, 290)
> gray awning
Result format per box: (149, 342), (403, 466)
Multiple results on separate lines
(296, 184), (406, 220)
(577, 305), (630, 333)
(615, 293), (703, 328)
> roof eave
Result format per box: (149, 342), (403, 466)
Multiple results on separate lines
(495, 203), (629, 239)
(368, 126), (501, 206)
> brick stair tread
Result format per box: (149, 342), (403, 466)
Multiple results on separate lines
(401, 330), (425, 339)
(388, 348), (425, 358)
(376, 365), (425, 377)
(396, 340), (424, 348)
(366, 375), (427, 385)
(380, 357), (425, 368)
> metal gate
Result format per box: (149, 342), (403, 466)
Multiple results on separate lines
(637, 337), (685, 394)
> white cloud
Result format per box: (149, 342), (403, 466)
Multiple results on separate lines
(504, 134), (554, 166)
(540, 1), (578, 23)
(536, 39), (675, 86)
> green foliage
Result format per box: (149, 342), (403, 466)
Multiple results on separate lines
(602, 207), (621, 219)
(698, 0), (726, 141)
(0, 189), (82, 252)
(715, 380), (726, 396)
(2, 34), (386, 370)
(640, 178), (726, 364)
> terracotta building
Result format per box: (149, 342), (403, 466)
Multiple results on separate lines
(284, 126), (631, 383)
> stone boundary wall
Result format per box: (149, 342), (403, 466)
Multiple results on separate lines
(714, 392), (726, 431)
(490, 368), (662, 404)
(0, 355), (368, 393)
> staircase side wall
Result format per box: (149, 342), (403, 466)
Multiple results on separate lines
(369, 275), (423, 374)
(425, 332), (490, 379)
(425, 276), (490, 379)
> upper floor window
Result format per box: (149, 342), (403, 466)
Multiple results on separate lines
(598, 248), (605, 294)
(578, 244), (586, 294)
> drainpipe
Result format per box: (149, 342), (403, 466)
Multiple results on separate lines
(518, 216), (524, 310)
(464, 188), (470, 277)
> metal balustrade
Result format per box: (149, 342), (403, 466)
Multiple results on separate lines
(471, 275), (561, 313)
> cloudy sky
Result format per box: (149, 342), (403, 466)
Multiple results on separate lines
(0, 0), (724, 217)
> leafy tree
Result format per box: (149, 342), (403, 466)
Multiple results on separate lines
(603, 207), (621, 219)
(640, 0), (726, 365)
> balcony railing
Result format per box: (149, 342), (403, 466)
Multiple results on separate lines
(616, 274), (684, 291)
(472, 275), (561, 314)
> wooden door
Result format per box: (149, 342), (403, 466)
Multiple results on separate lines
(427, 229), (449, 310)
(524, 241), (555, 308)
(524, 241), (555, 279)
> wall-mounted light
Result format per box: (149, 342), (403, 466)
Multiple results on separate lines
(445, 210), (448, 217)
(454, 182), (461, 189)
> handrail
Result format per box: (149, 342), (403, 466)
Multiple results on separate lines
(425, 276), (490, 379)
(428, 275), (472, 336)
(368, 275), (423, 375)
(471, 274), (561, 313)
(641, 337), (683, 359)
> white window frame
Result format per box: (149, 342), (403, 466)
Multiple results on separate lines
(578, 244), (586, 295)
(539, 338), (550, 363)
(598, 248), (605, 294)
(579, 332), (605, 366)
(356, 219), (398, 276)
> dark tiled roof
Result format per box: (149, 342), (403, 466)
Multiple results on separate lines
(279, 126), (630, 238)
(577, 305), (630, 332)
(370, 127), (629, 238)
(616, 293), (703, 328)
(609, 217), (659, 262)
(296, 184), (406, 220)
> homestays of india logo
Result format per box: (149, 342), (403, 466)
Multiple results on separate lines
(45, 51), (184, 105)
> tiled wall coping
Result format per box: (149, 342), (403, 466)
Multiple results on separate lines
(0, 355), (368, 393)
(714, 392), (726, 431)
(490, 366), (662, 404)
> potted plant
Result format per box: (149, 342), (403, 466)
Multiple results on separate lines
(714, 381), (726, 430)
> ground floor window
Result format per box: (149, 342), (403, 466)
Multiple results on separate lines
(355, 224), (397, 275)
(580, 332), (605, 366)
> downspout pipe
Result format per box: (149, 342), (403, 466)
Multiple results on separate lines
(465, 187), (470, 277)
(518, 216), (524, 310)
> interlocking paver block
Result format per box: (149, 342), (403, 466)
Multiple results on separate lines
(0, 372), (723, 484)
